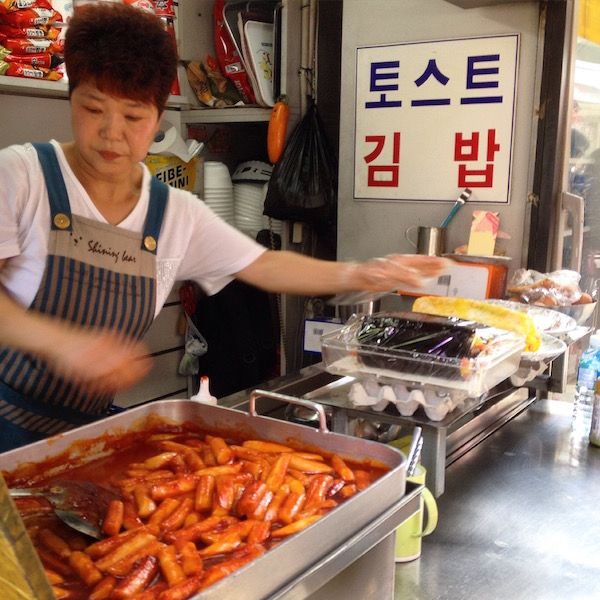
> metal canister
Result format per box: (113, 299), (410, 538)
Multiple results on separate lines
(591, 379), (600, 447)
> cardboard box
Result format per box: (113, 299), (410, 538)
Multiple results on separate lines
(467, 210), (500, 256)
(144, 154), (200, 192)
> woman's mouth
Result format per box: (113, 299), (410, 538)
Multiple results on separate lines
(99, 150), (121, 161)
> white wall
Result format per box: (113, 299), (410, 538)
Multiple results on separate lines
(337, 0), (540, 267)
(0, 95), (73, 146)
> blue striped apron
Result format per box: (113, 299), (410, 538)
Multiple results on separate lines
(0, 143), (169, 452)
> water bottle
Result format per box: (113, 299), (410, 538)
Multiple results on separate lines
(590, 379), (600, 447)
(572, 331), (600, 434)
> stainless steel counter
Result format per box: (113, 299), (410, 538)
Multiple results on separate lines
(396, 397), (600, 599)
(220, 364), (540, 497)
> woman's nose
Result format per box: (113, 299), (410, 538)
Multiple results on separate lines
(100, 113), (124, 140)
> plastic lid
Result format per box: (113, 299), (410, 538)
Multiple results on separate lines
(589, 333), (600, 348)
(190, 375), (217, 405)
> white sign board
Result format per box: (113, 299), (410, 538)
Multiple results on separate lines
(354, 34), (519, 203)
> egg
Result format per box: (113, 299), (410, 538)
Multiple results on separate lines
(575, 292), (593, 305)
(541, 295), (558, 306)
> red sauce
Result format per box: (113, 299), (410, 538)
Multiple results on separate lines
(9, 424), (389, 599)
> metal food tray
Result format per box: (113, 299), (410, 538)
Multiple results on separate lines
(0, 393), (407, 600)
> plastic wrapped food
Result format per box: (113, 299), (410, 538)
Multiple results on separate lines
(321, 312), (524, 397)
(355, 313), (499, 377)
(507, 268), (594, 307)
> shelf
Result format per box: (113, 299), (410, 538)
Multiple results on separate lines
(0, 76), (69, 98)
(0, 75), (270, 123)
(444, 0), (534, 7)
(0, 76), (192, 109)
(179, 106), (272, 124)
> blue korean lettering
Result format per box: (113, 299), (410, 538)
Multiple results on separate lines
(461, 54), (502, 104)
(411, 59), (450, 106)
(365, 60), (402, 108)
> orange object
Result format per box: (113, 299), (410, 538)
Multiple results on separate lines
(89, 574), (117, 600)
(288, 454), (334, 474)
(102, 500), (125, 536)
(159, 545), (186, 587)
(206, 435), (233, 465)
(38, 528), (71, 559)
(178, 541), (204, 577)
(194, 474), (216, 512)
(68, 551), (102, 586)
(267, 96), (289, 164)
(112, 555), (159, 598)
(106, 540), (165, 577)
(271, 514), (322, 538)
(331, 455), (355, 482)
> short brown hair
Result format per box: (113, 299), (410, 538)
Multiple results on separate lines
(65, 3), (178, 112)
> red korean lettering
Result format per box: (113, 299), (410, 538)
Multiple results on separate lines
(454, 129), (499, 188)
(363, 132), (401, 187)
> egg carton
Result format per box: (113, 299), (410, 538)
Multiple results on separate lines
(348, 378), (477, 421)
(509, 360), (549, 387)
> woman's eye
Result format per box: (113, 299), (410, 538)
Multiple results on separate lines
(84, 106), (101, 114)
(126, 115), (143, 122)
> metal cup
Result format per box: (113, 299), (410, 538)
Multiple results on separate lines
(405, 226), (446, 256)
(337, 299), (381, 322)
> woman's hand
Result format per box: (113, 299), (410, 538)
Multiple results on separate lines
(1, 268), (151, 395)
(346, 254), (450, 291)
(43, 325), (152, 396)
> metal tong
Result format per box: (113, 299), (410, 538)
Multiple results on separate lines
(406, 426), (423, 477)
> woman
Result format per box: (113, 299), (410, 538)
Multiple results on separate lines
(0, 3), (446, 452)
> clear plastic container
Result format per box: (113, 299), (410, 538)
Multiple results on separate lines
(321, 312), (525, 397)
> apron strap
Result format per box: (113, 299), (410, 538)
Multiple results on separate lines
(142, 177), (169, 254)
(33, 142), (169, 253)
(32, 142), (73, 231)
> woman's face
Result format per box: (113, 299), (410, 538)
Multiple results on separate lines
(70, 81), (161, 179)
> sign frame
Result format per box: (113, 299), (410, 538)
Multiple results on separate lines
(353, 34), (520, 204)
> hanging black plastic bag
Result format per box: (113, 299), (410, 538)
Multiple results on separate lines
(263, 102), (337, 224)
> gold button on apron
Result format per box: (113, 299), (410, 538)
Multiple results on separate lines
(53, 213), (71, 229)
(144, 235), (157, 252)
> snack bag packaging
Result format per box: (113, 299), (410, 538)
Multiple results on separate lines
(122, 0), (155, 13)
(3, 50), (56, 68)
(214, 0), (255, 104)
(1, 7), (62, 27)
(186, 60), (220, 108)
(0, 0), (52, 14)
(0, 24), (47, 39)
(203, 54), (244, 106)
(0, 37), (55, 54)
(153, 0), (175, 18)
(0, 59), (62, 79)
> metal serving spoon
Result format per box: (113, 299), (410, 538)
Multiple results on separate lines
(10, 479), (119, 539)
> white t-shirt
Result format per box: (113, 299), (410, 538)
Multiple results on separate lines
(0, 141), (266, 316)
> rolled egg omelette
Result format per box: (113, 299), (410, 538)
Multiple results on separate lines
(412, 296), (541, 353)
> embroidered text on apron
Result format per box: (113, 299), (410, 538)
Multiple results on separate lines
(0, 143), (169, 451)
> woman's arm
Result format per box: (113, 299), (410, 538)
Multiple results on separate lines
(234, 250), (448, 295)
(0, 259), (151, 395)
